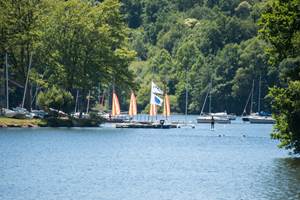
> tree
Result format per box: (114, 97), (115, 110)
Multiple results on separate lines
(259, 0), (300, 63)
(121, 0), (143, 28)
(0, 0), (43, 110)
(213, 43), (241, 112)
(190, 20), (223, 56)
(157, 25), (185, 54)
(129, 29), (148, 60)
(259, 0), (300, 153)
(235, 1), (252, 18)
(175, 41), (201, 112)
(171, 0), (203, 11)
(38, 0), (135, 91)
(279, 56), (300, 82)
(37, 85), (73, 112)
(268, 81), (300, 154)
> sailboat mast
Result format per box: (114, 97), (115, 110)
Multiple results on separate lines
(86, 90), (90, 113)
(243, 89), (252, 115)
(74, 90), (79, 113)
(111, 81), (115, 115)
(22, 53), (33, 109)
(209, 78), (212, 114)
(250, 80), (254, 114)
(185, 68), (188, 123)
(5, 53), (9, 109)
(200, 87), (209, 115)
(258, 75), (261, 113)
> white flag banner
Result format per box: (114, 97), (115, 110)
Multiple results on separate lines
(150, 93), (163, 106)
(151, 81), (163, 95)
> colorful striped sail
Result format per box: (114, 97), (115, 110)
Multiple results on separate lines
(149, 104), (157, 116)
(163, 94), (170, 117)
(112, 92), (121, 116)
(129, 92), (137, 116)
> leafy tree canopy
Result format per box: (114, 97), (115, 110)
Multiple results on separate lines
(259, 0), (300, 154)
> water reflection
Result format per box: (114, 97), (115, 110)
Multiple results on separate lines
(264, 158), (300, 200)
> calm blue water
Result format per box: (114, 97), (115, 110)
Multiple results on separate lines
(0, 117), (300, 200)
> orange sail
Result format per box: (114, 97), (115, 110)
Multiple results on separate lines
(163, 94), (170, 117)
(129, 92), (137, 116)
(149, 104), (157, 116)
(112, 92), (121, 116)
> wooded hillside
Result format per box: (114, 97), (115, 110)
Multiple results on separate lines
(123, 0), (281, 114)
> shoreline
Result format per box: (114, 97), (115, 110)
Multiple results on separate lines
(0, 117), (103, 128)
(0, 117), (44, 128)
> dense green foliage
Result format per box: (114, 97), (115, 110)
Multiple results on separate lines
(268, 81), (300, 154)
(37, 85), (73, 112)
(0, 0), (134, 111)
(259, 0), (300, 153)
(124, 0), (279, 114)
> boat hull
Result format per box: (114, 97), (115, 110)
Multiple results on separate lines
(242, 116), (250, 121)
(3, 110), (17, 118)
(197, 116), (231, 124)
(249, 117), (275, 124)
(211, 112), (236, 120)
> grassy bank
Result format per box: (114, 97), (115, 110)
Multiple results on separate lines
(0, 116), (104, 128)
(0, 117), (46, 128)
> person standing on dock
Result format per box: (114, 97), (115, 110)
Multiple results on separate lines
(211, 116), (215, 130)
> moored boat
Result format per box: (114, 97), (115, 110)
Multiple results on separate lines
(30, 110), (48, 119)
(197, 115), (231, 124)
(100, 112), (131, 123)
(242, 113), (257, 122)
(197, 80), (231, 124)
(249, 116), (275, 124)
(12, 107), (29, 119)
(2, 108), (17, 118)
(242, 77), (273, 123)
(211, 112), (236, 120)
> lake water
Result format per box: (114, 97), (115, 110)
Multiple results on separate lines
(0, 116), (300, 200)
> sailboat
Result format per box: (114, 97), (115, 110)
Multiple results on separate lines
(211, 112), (236, 120)
(10, 53), (34, 119)
(163, 94), (170, 118)
(2, 53), (16, 118)
(111, 91), (120, 116)
(241, 80), (257, 122)
(1, 53), (26, 118)
(128, 91), (137, 118)
(197, 80), (231, 124)
(149, 81), (163, 120)
(109, 90), (128, 122)
(108, 89), (133, 122)
(248, 76), (275, 124)
(248, 115), (275, 124)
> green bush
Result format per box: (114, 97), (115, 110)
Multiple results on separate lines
(37, 86), (73, 113)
